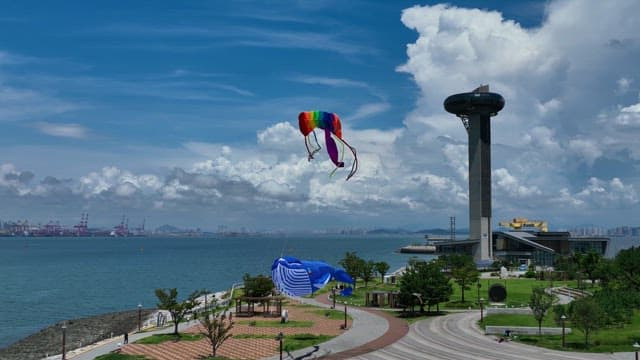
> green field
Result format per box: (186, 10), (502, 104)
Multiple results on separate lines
(233, 333), (335, 352)
(134, 333), (204, 344)
(484, 311), (640, 352)
(237, 319), (314, 328)
(328, 277), (579, 309)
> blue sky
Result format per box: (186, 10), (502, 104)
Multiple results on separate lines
(1, 1), (639, 231)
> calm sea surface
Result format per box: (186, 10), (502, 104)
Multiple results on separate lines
(0, 234), (431, 348)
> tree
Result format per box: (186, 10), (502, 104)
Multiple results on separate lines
(554, 254), (579, 280)
(568, 296), (605, 346)
(155, 288), (201, 335)
(199, 312), (234, 358)
(398, 259), (452, 313)
(577, 251), (602, 287)
(551, 304), (568, 326)
(592, 290), (633, 326)
(614, 246), (640, 291)
(421, 261), (452, 312)
(242, 273), (274, 297)
(242, 273), (275, 311)
(375, 261), (390, 282)
(593, 258), (617, 288)
(339, 252), (363, 289)
(529, 287), (555, 335)
(441, 255), (479, 302)
(360, 260), (376, 288)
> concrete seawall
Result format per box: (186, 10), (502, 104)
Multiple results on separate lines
(0, 309), (154, 360)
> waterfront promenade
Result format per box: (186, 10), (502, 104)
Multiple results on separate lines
(353, 311), (631, 360)
(69, 296), (636, 360)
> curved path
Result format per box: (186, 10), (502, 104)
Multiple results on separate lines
(352, 311), (629, 360)
(313, 295), (409, 359)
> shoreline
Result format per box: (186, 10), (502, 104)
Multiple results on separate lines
(0, 290), (232, 360)
(0, 309), (155, 360)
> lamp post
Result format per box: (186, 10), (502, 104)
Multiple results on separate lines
(477, 282), (481, 304)
(137, 303), (142, 331)
(275, 332), (284, 360)
(560, 314), (567, 348)
(331, 287), (336, 309)
(634, 341), (640, 360)
(343, 304), (348, 329)
(61, 322), (67, 360)
(479, 297), (484, 322)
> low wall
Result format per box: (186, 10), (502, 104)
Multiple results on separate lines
(486, 307), (532, 315)
(485, 325), (571, 336)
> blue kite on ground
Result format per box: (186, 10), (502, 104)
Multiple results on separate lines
(271, 256), (354, 297)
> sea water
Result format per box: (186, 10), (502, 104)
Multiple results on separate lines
(0, 234), (431, 348)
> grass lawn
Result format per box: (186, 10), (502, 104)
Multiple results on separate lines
(307, 308), (353, 320)
(448, 278), (579, 308)
(328, 277), (580, 309)
(483, 310), (640, 352)
(134, 333), (204, 344)
(233, 333), (335, 352)
(483, 313), (556, 328)
(237, 319), (314, 328)
(282, 333), (335, 352)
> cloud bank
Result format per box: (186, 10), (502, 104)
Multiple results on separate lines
(2, 0), (640, 230)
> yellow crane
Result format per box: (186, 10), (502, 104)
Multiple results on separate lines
(498, 217), (548, 232)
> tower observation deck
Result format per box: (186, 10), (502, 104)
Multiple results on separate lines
(444, 85), (505, 261)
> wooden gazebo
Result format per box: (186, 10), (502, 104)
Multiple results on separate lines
(235, 295), (285, 317)
(365, 291), (400, 308)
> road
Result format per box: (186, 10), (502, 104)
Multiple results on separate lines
(353, 311), (630, 360)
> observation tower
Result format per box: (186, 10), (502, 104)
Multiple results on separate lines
(444, 85), (505, 261)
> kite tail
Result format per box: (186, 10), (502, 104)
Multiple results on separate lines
(336, 137), (358, 181)
(304, 131), (321, 161)
(324, 128), (344, 168)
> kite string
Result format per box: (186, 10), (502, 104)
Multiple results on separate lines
(304, 132), (321, 161)
(336, 137), (358, 181)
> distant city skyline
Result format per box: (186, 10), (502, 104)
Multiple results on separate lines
(1, 214), (639, 237)
(1, 1), (639, 231)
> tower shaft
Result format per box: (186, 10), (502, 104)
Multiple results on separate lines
(468, 113), (492, 260)
(444, 86), (504, 262)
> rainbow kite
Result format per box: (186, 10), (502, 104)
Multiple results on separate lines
(298, 111), (358, 180)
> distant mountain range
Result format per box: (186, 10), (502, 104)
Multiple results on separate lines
(368, 228), (469, 235)
(153, 225), (468, 235)
(154, 224), (184, 233)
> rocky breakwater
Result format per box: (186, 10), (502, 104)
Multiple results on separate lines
(0, 309), (155, 360)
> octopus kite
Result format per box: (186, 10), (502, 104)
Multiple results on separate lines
(298, 111), (358, 180)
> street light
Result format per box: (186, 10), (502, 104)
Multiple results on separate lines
(479, 298), (485, 322)
(61, 322), (67, 360)
(634, 341), (640, 360)
(343, 304), (348, 329)
(331, 286), (336, 309)
(560, 314), (567, 348)
(477, 282), (481, 304)
(275, 332), (284, 360)
(137, 303), (142, 331)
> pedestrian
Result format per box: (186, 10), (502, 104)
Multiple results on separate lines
(123, 332), (128, 344)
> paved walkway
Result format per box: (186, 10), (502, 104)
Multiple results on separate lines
(263, 293), (408, 360)
(309, 294), (408, 359)
(71, 318), (201, 360)
(70, 292), (401, 360)
(351, 310), (632, 360)
(123, 303), (350, 360)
